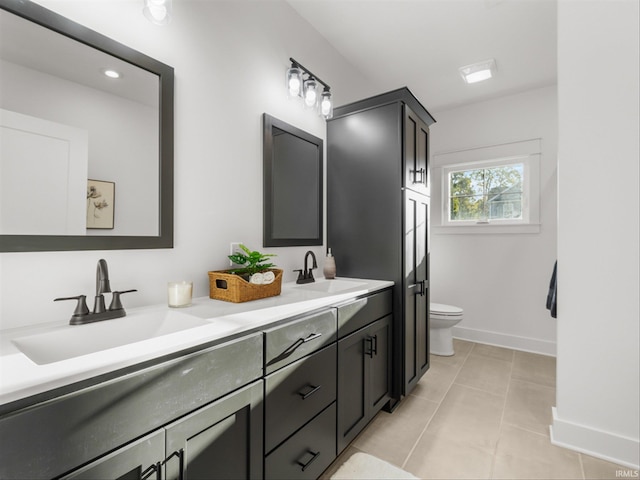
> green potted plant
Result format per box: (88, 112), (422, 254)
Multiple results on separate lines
(227, 244), (277, 281)
(208, 244), (282, 303)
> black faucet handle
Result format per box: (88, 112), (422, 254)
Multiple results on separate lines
(293, 269), (305, 282)
(54, 295), (90, 317)
(109, 289), (138, 311)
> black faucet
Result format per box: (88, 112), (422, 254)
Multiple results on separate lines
(55, 259), (137, 325)
(294, 251), (318, 284)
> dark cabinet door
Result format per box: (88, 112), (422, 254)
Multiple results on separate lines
(164, 380), (264, 480)
(337, 315), (392, 453)
(404, 190), (430, 394)
(404, 105), (430, 196)
(368, 314), (392, 413)
(62, 430), (165, 480)
(337, 327), (368, 453)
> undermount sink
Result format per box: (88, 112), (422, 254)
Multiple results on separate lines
(12, 310), (212, 365)
(293, 279), (367, 294)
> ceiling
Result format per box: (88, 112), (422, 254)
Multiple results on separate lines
(287, 0), (557, 113)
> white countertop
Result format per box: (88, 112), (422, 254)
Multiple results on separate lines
(0, 277), (393, 408)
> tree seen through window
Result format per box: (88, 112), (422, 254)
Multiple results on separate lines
(449, 164), (523, 221)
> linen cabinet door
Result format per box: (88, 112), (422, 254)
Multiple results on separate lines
(62, 430), (165, 480)
(404, 105), (429, 196)
(404, 190), (430, 394)
(164, 380), (264, 480)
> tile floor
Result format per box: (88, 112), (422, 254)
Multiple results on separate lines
(322, 339), (632, 480)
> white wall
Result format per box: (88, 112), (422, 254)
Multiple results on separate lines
(0, 0), (376, 330)
(430, 86), (558, 355)
(552, 0), (639, 469)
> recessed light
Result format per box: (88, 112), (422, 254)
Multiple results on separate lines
(102, 69), (121, 79)
(459, 59), (496, 84)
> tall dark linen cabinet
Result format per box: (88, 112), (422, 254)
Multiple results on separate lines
(327, 88), (435, 400)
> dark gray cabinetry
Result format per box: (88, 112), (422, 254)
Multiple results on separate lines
(62, 430), (166, 480)
(327, 87), (435, 399)
(405, 190), (430, 391)
(63, 380), (263, 480)
(164, 380), (264, 480)
(0, 334), (263, 480)
(337, 315), (392, 453)
(336, 290), (393, 453)
(263, 309), (338, 480)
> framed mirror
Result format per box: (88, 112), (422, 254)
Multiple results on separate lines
(0, 0), (174, 252)
(263, 114), (323, 247)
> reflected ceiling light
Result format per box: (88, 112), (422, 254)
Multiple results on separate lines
(459, 59), (496, 84)
(286, 58), (333, 120)
(102, 68), (121, 79)
(143, 0), (172, 26)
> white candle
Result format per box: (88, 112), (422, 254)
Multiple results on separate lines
(168, 281), (192, 307)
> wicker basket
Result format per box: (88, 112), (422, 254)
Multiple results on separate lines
(208, 269), (283, 303)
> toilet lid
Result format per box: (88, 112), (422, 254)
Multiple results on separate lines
(430, 303), (463, 316)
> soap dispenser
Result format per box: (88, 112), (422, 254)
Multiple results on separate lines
(323, 248), (336, 279)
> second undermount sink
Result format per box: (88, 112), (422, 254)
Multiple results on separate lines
(12, 310), (213, 365)
(294, 278), (368, 294)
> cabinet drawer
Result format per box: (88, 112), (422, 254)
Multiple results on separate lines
(338, 289), (392, 338)
(265, 344), (336, 453)
(265, 403), (336, 480)
(264, 309), (337, 374)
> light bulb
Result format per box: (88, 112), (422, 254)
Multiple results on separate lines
(319, 89), (333, 119)
(286, 66), (303, 99)
(143, 0), (172, 26)
(303, 77), (318, 108)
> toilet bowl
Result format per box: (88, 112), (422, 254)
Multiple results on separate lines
(429, 303), (464, 356)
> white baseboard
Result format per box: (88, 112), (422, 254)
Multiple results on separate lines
(452, 325), (556, 356)
(550, 407), (640, 470)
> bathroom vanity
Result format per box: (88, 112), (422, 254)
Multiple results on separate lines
(0, 278), (393, 480)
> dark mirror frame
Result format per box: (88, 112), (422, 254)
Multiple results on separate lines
(263, 114), (323, 247)
(0, 0), (174, 252)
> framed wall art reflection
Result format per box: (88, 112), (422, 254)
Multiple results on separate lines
(86, 179), (115, 229)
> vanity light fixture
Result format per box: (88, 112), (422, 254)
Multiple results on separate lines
(286, 58), (333, 119)
(459, 58), (496, 84)
(143, 0), (172, 26)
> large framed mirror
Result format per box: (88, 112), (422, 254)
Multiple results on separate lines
(263, 114), (323, 247)
(0, 0), (174, 252)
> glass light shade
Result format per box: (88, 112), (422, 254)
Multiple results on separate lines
(319, 89), (333, 119)
(286, 66), (303, 98)
(143, 0), (172, 25)
(303, 77), (318, 108)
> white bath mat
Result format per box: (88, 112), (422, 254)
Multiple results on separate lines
(330, 452), (418, 479)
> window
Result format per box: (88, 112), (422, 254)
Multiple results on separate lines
(434, 140), (541, 234)
(448, 161), (525, 223)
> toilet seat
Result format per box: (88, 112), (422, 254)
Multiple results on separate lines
(430, 303), (463, 317)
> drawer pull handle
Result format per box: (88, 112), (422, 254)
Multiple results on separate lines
(297, 450), (321, 472)
(267, 332), (324, 366)
(298, 384), (322, 400)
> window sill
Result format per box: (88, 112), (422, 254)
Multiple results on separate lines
(433, 223), (541, 235)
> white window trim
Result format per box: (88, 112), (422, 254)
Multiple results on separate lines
(433, 139), (541, 235)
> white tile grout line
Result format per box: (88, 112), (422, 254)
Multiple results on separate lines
(400, 342), (475, 471)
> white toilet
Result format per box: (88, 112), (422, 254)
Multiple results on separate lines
(429, 303), (464, 356)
